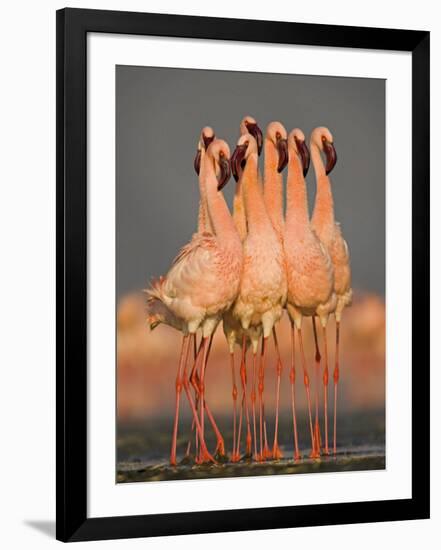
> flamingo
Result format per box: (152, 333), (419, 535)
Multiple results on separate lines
(185, 125), (224, 460)
(222, 116), (263, 461)
(262, 121), (289, 459)
(310, 127), (352, 455)
(231, 133), (287, 461)
(146, 138), (242, 465)
(283, 129), (337, 458)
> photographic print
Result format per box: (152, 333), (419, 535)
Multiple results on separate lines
(57, 9), (429, 540)
(115, 65), (386, 483)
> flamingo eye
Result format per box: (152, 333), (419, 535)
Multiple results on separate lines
(275, 131), (281, 140)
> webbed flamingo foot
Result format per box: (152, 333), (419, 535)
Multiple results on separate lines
(272, 443), (283, 460)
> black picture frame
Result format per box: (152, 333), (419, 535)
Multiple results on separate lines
(56, 7), (430, 542)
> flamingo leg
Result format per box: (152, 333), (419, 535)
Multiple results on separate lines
(235, 393), (245, 459)
(263, 416), (270, 459)
(239, 335), (252, 456)
(192, 334), (224, 461)
(170, 335), (190, 465)
(230, 351), (238, 461)
(298, 327), (319, 458)
(251, 351), (258, 460)
(289, 323), (300, 461)
(272, 327), (283, 459)
(189, 335), (225, 459)
(258, 337), (265, 460)
(181, 336), (216, 464)
(321, 324), (330, 455)
(197, 336), (210, 462)
(201, 335), (226, 457)
(187, 334), (203, 456)
(258, 337), (271, 461)
(185, 334), (199, 458)
(333, 321), (341, 455)
(312, 317), (322, 455)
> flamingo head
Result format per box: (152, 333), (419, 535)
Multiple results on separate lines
(231, 134), (258, 182)
(311, 126), (337, 175)
(288, 128), (310, 177)
(206, 139), (232, 190)
(193, 126), (215, 175)
(240, 115), (263, 155)
(266, 121), (289, 173)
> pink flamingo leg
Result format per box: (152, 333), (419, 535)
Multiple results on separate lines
(185, 334), (199, 458)
(189, 335), (225, 459)
(272, 327), (283, 459)
(251, 351), (258, 460)
(230, 351), (238, 461)
(180, 336), (216, 464)
(263, 417), (270, 460)
(298, 327), (319, 459)
(258, 337), (271, 461)
(239, 335), (252, 456)
(189, 335), (205, 455)
(321, 324), (330, 455)
(201, 335), (226, 457)
(170, 335), (190, 465)
(235, 394), (245, 460)
(258, 337), (265, 460)
(333, 321), (340, 455)
(312, 317), (322, 455)
(289, 324), (300, 461)
(192, 337), (212, 463)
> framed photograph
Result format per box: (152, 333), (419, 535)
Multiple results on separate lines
(56, 7), (430, 542)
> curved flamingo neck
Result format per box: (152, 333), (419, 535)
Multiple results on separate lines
(263, 138), (284, 236)
(243, 153), (273, 235)
(285, 150), (310, 232)
(202, 156), (241, 249)
(197, 148), (213, 234)
(311, 142), (335, 229)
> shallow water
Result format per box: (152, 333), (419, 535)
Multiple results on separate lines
(117, 409), (385, 483)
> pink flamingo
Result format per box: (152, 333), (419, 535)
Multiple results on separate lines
(310, 127), (352, 455)
(231, 133), (287, 461)
(147, 139), (242, 465)
(224, 116), (264, 460)
(262, 121), (289, 460)
(186, 126), (224, 459)
(222, 116), (263, 461)
(283, 129), (337, 458)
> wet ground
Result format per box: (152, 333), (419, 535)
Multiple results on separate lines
(117, 410), (385, 483)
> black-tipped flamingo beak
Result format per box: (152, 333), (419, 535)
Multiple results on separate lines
(295, 137), (311, 177)
(276, 137), (289, 173)
(246, 122), (263, 156)
(193, 149), (201, 175)
(323, 139), (337, 175)
(202, 133), (215, 150)
(217, 155), (231, 191)
(231, 144), (247, 182)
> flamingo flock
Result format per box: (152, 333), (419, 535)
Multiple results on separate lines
(146, 118), (352, 466)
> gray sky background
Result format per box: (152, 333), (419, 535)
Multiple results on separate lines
(116, 66), (385, 300)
